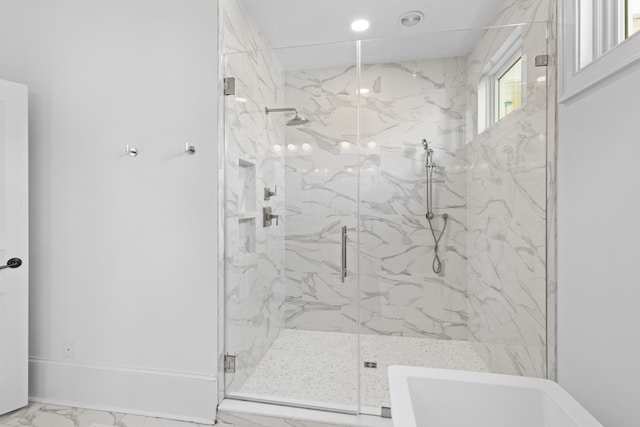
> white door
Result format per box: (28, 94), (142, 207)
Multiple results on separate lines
(0, 79), (28, 415)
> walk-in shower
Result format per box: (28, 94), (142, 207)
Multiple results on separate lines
(220, 0), (552, 418)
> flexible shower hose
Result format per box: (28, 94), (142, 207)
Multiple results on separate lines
(426, 213), (448, 274)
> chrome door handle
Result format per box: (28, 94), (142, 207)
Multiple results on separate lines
(0, 258), (22, 270)
(341, 226), (347, 283)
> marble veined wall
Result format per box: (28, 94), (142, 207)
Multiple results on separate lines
(222, 0), (286, 392)
(284, 58), (469, 339)
(282, 65), (360, 334)
(465, 20), (550, 377)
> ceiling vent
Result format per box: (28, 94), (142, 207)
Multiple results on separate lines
(399, 11), (424, 27)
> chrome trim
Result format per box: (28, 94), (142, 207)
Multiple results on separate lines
(222, 396), (358, 416)
(341, 226), (347, 283)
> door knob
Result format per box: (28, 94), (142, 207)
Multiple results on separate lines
(0, 258), (22, 270)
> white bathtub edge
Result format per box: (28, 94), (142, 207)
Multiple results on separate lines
(387, 366), (604, 427)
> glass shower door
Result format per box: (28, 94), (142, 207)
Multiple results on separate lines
(357, 23), (550, 414)
(223, 41), (361, 412)
(222, 46), (288, 404)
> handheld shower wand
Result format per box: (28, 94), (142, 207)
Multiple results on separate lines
(423, 139), (435, 220)
(422, 139), (448, 275)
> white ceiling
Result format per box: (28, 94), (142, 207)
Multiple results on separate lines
(240, 0), (503, 69)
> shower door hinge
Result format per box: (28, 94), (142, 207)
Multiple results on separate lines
(224, 77), (236, 96)
(535, 54), (550, 67)
(364, 361), (377, 369)
(381, 407), (392, 418)
(224, 354), (236, 373)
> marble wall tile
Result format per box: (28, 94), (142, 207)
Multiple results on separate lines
(546, 121), (558, 373)
(284, 58), (469, 339)
(485, 0), (553, 26)
(545, 0), (558, 381)
(282, 66), (361, 334)
(465, 17), (551, 377)
(222, 0), (287, 392)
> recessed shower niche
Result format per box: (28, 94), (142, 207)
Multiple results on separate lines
(238, 159), (256, 257)
(238, 159), (256, 214)
(237, 217), (255, 256)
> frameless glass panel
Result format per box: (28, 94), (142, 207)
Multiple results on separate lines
(359, 22), (549, 414)
(223, 40), (360, 413)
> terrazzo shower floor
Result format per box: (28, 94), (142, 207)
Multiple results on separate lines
(234, 329), (489, 410)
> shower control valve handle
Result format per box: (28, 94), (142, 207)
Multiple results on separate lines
(264, 186), (278, 201)
(263, 207), (279, 227)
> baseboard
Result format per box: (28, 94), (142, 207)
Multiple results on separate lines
(28, 358), (217, 424)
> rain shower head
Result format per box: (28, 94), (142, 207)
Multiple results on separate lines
(287, 114), (310, 126)
(265, 107), (310, 127)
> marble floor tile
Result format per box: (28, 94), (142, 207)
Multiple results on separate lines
(234, 329), (488, 409)
(0, 403), (209, 427)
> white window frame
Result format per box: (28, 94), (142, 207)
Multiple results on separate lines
(478, 26), (525, 134)
(496, 56), (525, 121)
(560, 0), (640, 102)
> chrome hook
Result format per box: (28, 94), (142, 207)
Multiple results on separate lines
(126, 145), (138, 157)
(185, 142), (196, 155)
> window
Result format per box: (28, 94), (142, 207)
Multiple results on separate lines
(498, 58), (523, 120)
(626, 0), (640, 38)
(477, 27), (524, 133)
(560, 0), (640, 101)
(576, 0), (630, 70)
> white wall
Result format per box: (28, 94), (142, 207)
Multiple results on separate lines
(558, 65), (640, 427)
(0, 0), (218, 422)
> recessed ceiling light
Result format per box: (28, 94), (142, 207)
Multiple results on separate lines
(287, 144), (297, 151)
(235, 97), (247, 103)
(358, 88), (370, 94)
(302, 143), (312, 151)
(399, 11), (424, 27)
(351, 19), (370, 32)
